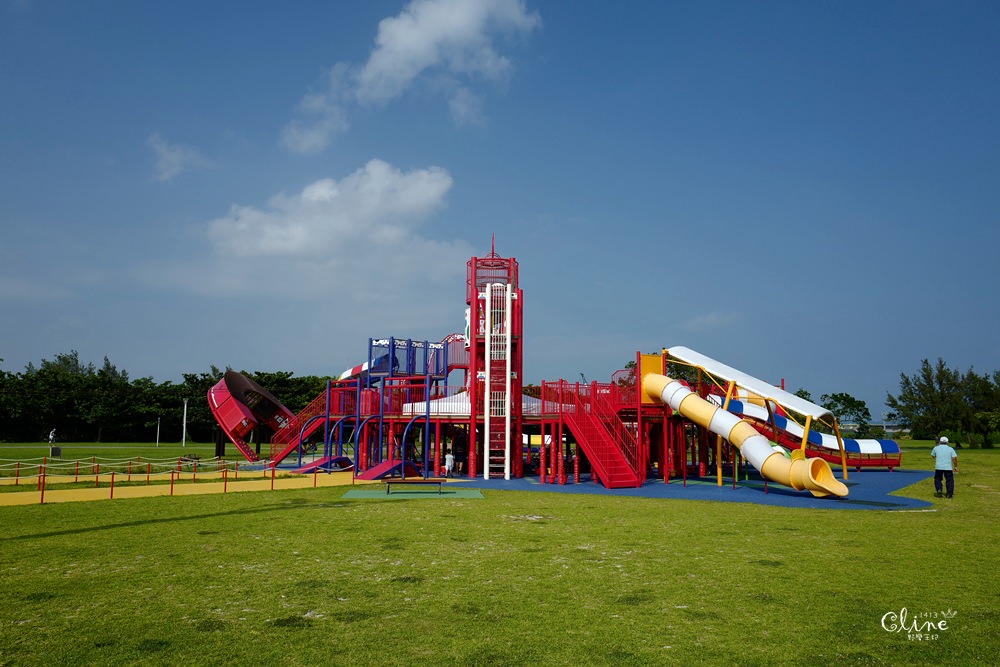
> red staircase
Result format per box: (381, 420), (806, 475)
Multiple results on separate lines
(558, 381), (642, 488)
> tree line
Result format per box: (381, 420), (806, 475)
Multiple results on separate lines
(886, 358), (1000, 447)
(2, 352), (997, 447)
(0, 351), (326, 444)
(793, 358), (998, 447)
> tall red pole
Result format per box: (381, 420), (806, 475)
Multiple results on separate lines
(539, 438), (547, 485)
(557, 431), (566, 485)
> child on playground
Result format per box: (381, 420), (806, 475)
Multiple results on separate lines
(444, 450), (455, 478)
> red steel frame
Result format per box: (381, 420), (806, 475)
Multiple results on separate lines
(208, 245), (899, 488)
(465, 249), (524, 478)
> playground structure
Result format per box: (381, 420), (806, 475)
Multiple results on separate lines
(208, 246), (902, 499)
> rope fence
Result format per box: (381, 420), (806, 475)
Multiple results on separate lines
(0, 456), (359, 505)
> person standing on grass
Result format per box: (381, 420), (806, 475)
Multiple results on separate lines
(444, 450), (455, 478)
(48, 429), (56, 444)
(931, 436), (958, 498)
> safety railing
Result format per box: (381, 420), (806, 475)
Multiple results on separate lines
(546, 381), (641, 488)
(0, 455), (353, 504)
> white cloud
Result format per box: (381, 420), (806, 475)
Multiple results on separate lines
(280, 0), (540, 153)
(279, 64), (353, 154)
(448, 86), (485, 126)
(137, 159), (476, 366)
(147, 133), (207, 182)
(144, 158), (473, 306)
(355, 0), (541, 105)
(278, 114), (348, 155)
(205, 159), (454, 258)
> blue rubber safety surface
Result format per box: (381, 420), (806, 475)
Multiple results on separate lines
(443, 469), (934, 511)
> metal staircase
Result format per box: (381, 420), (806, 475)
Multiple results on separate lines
(559, 381), (642, 488)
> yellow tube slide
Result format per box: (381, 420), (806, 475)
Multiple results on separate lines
(643, 373), (847, 498)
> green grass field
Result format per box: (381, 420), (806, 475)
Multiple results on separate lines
(1, 442), (997, 666)
(0, 442), (218, 462)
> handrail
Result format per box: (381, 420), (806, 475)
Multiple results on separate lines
(591, 384), (639, 471)
(553, 380), (640, 488)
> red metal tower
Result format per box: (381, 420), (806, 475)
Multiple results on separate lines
(465, 246), (524, 478)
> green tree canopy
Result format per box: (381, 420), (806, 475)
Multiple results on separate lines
(887, 358), (970, 442)
(0, 353), (331, 444)
(820, 391), (872, 437)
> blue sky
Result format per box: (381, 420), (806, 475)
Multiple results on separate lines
(2, 0), (998, 415)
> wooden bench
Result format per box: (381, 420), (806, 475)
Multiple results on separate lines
(384, 477), (447, 495)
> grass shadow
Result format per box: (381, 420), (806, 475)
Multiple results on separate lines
(0, 496), (358, 542)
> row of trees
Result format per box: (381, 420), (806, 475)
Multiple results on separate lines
(3, 352), (997, 447)
(792, 359), (998, 446)
(0, 351), (326, 444)
(886, 358), (1000, 447)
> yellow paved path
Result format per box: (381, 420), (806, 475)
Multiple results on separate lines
(0, 470), (377, 506)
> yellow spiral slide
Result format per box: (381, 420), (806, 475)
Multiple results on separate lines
(643, 373), (848, 498)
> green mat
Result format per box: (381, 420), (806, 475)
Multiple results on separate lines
(343, 487), (484, 500)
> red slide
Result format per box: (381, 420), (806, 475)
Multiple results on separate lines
(208, 371), (297, 463)
(356, 459), (424, 480)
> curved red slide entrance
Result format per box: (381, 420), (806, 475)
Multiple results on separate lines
(207, 371), (297, 463)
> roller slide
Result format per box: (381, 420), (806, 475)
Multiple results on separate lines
(665, 345), (900, 469)
(643, 374), (848, 498)
(339, 351), (398, 381)
(708, 395), (901, 466)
